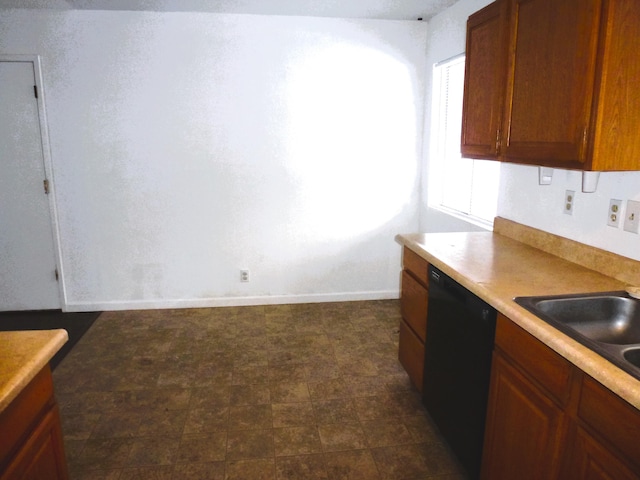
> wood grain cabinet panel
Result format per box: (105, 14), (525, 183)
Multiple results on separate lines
(481, 315), (571, 480)
(589, 0), (640, 171)
(402, 247), (429, 286)
(461, 0), (509, 159)
(561, 424), (640, 480)
(2, 406), (67, 480)
(481, 348), (566, 480)
(398, 320), (425, 392)
(495, 314), (573, 406)
(571, 375), (640, 476)
(0, 367), (68, 480)
(503, 0), (601, 168)
(398, 247), (429, 392)
(482, 313), (640, 479)
(400, 271), (428, 342)
(462, 0), (640, 171)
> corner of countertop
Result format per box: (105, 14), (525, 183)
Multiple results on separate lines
(0, 329), (68, 413)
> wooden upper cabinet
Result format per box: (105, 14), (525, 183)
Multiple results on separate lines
(589, 0), (640, 171)
(461, 0), (509, 159)
(503, 0), (601, 168)
(462, 0), (640, 171)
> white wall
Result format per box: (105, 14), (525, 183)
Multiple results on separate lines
(0, 9), (428, 310)
(423, 0), (640, 262)
(499, 167), (640, 261)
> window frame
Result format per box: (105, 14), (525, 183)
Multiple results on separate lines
(427, 53), (500, 230)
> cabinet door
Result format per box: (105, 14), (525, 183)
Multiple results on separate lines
(590, 0), (640, 171)
(480, 352), (565, 480)
(561, 425), (640, 480)
(503, 0), (601, 167)
(461, 0), (508, 159)
(1, 405), (68, 480)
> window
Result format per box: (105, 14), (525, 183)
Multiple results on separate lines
(428, 54), (500, 228)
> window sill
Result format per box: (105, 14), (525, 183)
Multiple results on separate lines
(429, 204), (494, 231)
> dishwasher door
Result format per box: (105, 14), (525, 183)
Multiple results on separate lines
(423, 265), (496, 479)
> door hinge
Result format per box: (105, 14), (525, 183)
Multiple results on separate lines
(34, 85), (38, 98)
(43, 179), (50, 194)
(55, 268), (59, 281)
(495, 128), (502, 153)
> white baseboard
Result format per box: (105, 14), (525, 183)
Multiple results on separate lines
(62, 290), (400, 312)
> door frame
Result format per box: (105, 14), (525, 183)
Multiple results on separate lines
(1, 54), (66, 310)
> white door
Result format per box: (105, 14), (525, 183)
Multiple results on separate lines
(0, 60), (60, 310)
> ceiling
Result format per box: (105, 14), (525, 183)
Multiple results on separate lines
(0, 0), (458, 21)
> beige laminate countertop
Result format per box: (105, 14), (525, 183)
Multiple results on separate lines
(396, 231), (640, 410)
(0, 329), (68, 413)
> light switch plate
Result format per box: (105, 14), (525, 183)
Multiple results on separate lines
(623, 200), (640, 234)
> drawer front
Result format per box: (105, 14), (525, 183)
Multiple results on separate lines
(398, 320), (424, 392)
(402, 247), (429, 286)
(495, 314), (573, 406)
(400, 270), (428, 342)
(577, 375), (640, 470)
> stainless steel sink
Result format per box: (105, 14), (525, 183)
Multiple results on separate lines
(529, 295), (640, 344)
(623, 348), (640, 369)
(515, 291), (640, 380)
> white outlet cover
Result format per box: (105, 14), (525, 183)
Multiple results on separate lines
(624, 200), (640, 233)
(607, 199), (622, 228)
(564, 190), (575, 215)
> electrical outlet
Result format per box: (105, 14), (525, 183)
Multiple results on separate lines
(564, 190), (575, 215)
(623, 200), (640, 234)
(240, 269), (250, 282)
(607, 199), (622, 228)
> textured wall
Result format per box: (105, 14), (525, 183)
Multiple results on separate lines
(0, 9), (428, 310)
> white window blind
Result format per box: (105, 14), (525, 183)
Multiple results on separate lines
(429, 54), (500, 228)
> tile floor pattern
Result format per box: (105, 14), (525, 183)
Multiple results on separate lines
(53, 300), (468, 479)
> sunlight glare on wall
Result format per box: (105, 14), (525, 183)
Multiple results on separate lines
(283, 41), (419, 239)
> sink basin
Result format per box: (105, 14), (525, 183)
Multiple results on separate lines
(623, 348), (640, 370)
(531, 295), (640, 344)
(515, 291), (640, 380)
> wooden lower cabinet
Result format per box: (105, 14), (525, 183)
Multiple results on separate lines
(400, 271), (428, 341)
(2, 406), (67, 480)
(0, 367), (68, 480)
(561, 425), (638, 480)
(398, 320), (425, 391)
(398, 247), (429, 392)
(481, 314), (640, 479)
(481, 351), (566, 480)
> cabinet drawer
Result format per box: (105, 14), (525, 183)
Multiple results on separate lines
(400, 271), (428, 342)
(398, 320), (424, 392)
(495, 314), (573, 406)
(577, 375), (640, 471)
(402, 247), (429, 286)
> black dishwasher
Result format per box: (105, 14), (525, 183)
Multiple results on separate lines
(423, 265), (496, 480)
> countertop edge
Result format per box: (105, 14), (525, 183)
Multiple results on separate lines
(395, 232), (640, 410)
(0, 329), (69, 413)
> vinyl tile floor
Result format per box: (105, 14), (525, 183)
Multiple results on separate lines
(53, 300), (468, 480)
